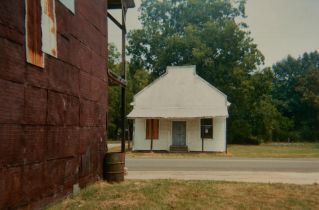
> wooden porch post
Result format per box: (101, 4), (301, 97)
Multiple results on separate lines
(150, 119), (153, 151)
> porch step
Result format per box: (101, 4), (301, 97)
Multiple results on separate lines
(170, 145), (188, 152)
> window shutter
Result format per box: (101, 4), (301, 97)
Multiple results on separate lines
(146, 119), (159, 140)
(146, 119), (151, 139)
(211, 118), (214, 137)
(152, 119), (159, 139)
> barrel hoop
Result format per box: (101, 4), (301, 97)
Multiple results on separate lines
(105, 171), (125, 174)
(105, 161), (124, 165)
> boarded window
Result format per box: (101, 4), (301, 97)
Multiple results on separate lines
(25, 0), (58, 68)
(201, 118), (213, 139)
(146, 119), (159, 140)
(41, 0), (57, 57)
(26, 0), (44, 67)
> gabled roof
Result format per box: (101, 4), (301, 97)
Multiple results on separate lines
(127, 66), (230, 119)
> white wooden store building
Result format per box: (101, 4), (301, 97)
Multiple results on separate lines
(127, 66), (230, 152)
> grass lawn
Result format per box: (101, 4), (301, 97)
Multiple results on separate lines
(47, 180), (319, 210)
(119, 143), (319, 158)
(227, 143), (319, 158)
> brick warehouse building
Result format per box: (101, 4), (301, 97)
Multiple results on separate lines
(0, 0), (133, 209)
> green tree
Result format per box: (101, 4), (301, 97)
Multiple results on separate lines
(249, 69), (280, 141)
(272, 51), (319, 141)
(128, 0), (282, 143)
(107, 44), (151, 139)
(297, 68), (319, 109)
(128, 0), (264, 79)
(107, 44), (121, 139)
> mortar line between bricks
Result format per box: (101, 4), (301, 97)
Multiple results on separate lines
(60, 32), (70, 41)
(69, 33), (107, 63)
(46, 156), (75, 162)
(24, 61), (107, 104)
(43, 39), (107, 84)
(46, 88), (79, 99)
(0, 77), (24, 86)
(0, 32), (24, 46)
(0, 21), (25, 35)
(77, 10), (107, 37)
(3, 160), (45, 168)
(1, 62), (105, 100)
(46, 88), (106, 106)
(3, 156), (79, 168)
(45, 49), (107, 83)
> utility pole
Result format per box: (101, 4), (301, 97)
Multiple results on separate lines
(120, 2), (127, 153)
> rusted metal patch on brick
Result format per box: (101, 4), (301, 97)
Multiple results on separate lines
(41, 0), (57, 57)
(25, 0), (44, 68)
(59, 0), (75, 14)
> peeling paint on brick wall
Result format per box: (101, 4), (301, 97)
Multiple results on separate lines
(26, 0), (58, 68)
(41, 0), (58, 57)
(25, 0), (44, 68)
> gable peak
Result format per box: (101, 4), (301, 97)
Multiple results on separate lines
(166, 65), (196, 74)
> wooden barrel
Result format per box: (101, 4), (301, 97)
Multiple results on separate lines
(103, 152), (125, 182)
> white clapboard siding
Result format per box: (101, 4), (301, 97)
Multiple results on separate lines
(129, 66), (229, 152)
(133, 118), (226, 152)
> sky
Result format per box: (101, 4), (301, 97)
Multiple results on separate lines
(108, 0), (319, 67)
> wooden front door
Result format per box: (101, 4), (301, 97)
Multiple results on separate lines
(172, 121), (186, 146)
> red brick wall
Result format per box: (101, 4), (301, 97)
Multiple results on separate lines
(0, 0), (108, 209)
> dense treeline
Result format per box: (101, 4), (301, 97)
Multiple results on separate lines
(108, 0), (318, 143)
(272, 52), (319, 141)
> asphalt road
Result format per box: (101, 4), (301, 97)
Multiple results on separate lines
(126, 157), (319, 173)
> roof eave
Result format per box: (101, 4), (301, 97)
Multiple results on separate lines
(108, 0), (135, 9)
